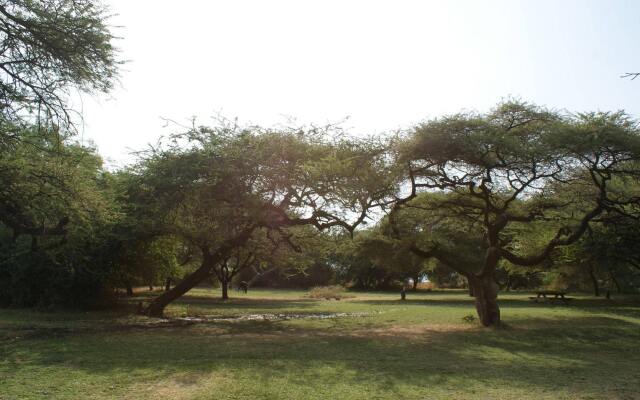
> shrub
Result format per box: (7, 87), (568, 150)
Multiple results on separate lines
(308, 285), (354, 300)
(462, 314), (477, 323)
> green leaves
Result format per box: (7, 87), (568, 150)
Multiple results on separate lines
(0, 0), (121, 139)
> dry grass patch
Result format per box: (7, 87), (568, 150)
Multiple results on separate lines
(308, 285), (354, 300)
(350, 322), (478, 340)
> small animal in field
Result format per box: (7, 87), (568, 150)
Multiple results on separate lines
(238, 281), (248, 293)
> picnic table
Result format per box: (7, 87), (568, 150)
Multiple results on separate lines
(529, 290), (574, 304)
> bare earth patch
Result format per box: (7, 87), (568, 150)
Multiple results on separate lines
(130, 373), (220, 400)
(350, 322), (478, 340)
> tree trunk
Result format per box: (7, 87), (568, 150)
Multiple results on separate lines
(412, 277), (418, 291)
(145, 253), (214, 317)
(145, 230), (254, 317)
(126, 284), (133, 297)
(468, 274), (500, 327)
(165, 277), (171, 292)
(148, 285), (154, 291)
(609, 267), (621, 292)
(588, 264), (599, 297)
(221, 277), (229, 300)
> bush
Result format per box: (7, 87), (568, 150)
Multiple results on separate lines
(308, 285), (354, 300)
(416, 282), (434, 291)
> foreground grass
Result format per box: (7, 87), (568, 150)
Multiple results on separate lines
(1, 289), (639, 400)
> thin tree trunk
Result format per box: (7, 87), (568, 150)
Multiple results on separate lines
(126, 284), (133, 297)
(165, 277), (171, 292)
(609, 267), (621, 292)
(468, 274), (500, 327)
(412, 277), (418, 291)
(588, 263), (599, 297)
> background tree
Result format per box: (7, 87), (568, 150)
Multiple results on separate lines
(332, 228), (427, 290)
(0, 0), (121, 308)
(0, 127), (121, 307)
(210, 228), (306, 300)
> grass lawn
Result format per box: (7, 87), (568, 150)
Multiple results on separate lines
(1, 288), (639, 400)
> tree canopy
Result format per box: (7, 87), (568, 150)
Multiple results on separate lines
(0, 0), (120, 146)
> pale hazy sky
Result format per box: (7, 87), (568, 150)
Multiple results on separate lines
(77, 0), (640, 167)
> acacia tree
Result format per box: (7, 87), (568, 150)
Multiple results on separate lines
(0, 1), (121, 305)
(389, 102), (640, 326)
(0, 127), (120, 307)
(135, 122), (393, 317)
(0, 0), (120, 145)
(334, 229), (426, 290)
(212, 228), (307, 299)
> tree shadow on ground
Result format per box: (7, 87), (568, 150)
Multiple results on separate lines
(171, 295), (317, 310)
(351, 294), (640, 312)
(2, 312), (639, 399)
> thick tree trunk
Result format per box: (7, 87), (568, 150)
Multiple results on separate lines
(468, 274), (500, 327)
(145, 229), (254, 317)
(145, 253), (214, 317)
(221, 278), (229, 300)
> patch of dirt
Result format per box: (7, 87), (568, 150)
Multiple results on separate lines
(349, 323), (478, 340)
(130, 373), (218, 400)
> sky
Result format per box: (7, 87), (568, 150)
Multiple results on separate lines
(77, 0), (640, 168)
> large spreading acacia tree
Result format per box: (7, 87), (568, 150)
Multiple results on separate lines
(134, 122), (394, 317)
(388, 102), (640, 326)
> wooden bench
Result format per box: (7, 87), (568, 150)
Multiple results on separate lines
(529, 291), (574, 304)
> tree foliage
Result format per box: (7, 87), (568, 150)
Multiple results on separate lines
(0, 128), (121, 307)
(0, 0), (120, 144)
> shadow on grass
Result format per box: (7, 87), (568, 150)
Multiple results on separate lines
(171, 295), (318, 310)
(2, 312), (639, 398)
(351, 293), (640, 312)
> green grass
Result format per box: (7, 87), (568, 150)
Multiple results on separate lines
(1, 289), (639, 400)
